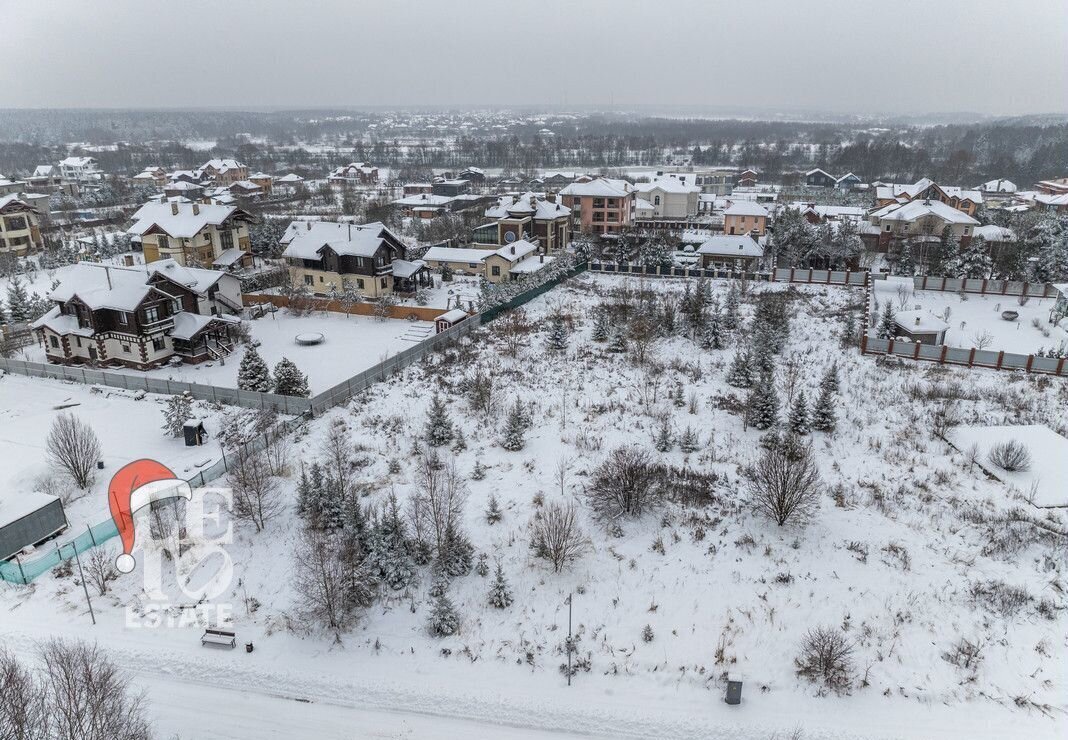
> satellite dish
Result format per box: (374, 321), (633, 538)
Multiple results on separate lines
(505, 231), (516, 243)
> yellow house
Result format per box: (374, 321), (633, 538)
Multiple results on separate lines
(483, 240), (551, 283)
(723, 200), (768, 236)
(128, 201), (253, 267)
(0, 195), (44, 255)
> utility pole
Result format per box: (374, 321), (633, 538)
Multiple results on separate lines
(69, 544), (96, 625)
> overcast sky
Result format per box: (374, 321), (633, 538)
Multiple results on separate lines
(3, 0), (1066, 115)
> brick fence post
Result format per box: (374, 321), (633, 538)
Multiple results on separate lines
(968, 347), (976, 367)
(1057, 357), (1066, 376)
(939, 345), (948, 364)
(996, 351), (1004, 370)
(1025, 355), (1034, 373)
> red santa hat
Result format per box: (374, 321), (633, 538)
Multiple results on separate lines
(107, 459), (193, 573)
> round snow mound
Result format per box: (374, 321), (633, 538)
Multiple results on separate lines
(294, 332), (325, 346)
(1000, 310), (1019, 322)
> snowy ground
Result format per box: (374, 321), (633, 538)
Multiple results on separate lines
(2, 272), (1066, 739)
(874, 276), (1067, 354)
(22, 310), (433, 394)
(397, 273), (482, 311)
(947, 424), (1068, 507)
(0, 373), (230, 533)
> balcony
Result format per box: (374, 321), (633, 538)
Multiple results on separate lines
(142, 316), (175, 334)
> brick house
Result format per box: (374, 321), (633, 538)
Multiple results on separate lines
(329, 162), (379, 185)
(558, 177), (635, 234)
(129, 201), (253, 267)
(874, 178), (983, 217)
(477, 193), (572, 253)
(198, 159), (249, 186)
(0, 195), (45, 255)
(723, 200), (769, 236)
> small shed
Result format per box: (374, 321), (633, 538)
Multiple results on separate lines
(0, 491), (68, 561)
(183, 418), (207, 447)
(893, 310), (949, 345)
(435, 309), (468, 334)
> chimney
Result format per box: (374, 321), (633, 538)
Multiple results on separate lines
(545, 192), (556, 203)
(306, 220), (312, 231)
(192, 203), (200, 215)
(171, 202), (179, 215)
(539, 253), (544, 263)
(510, 245), (515, 255)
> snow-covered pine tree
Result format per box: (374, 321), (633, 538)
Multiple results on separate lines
(679, 426), (699, 453)
(501, 397), (527, 451)
(702, 308), (724, 350)
(726, 347), (754, 388)
(438, 527), (474, 577)
(875, 301), (897, 340)
(946, 236), (993, 279)
(820, 362), (840, 394)
(592, 311), (610, 341)
(471, 459), (487, 481)
(788, 389), (809, 436)
(296, 466), (312, 517)
(342, 491), (367, 558)
(475, 552), (490, 577)
(607, 329), (627, 353)
(485, 492), (502, 524)
(546, 316), (568, 353)
(451, 428), (467, 453)
(723, 283), (740, 331)
(318, 475), (346, 533)
(161, 393), (193, 437)
(6, 277), (32, 322)
(654, 418), (673, 452)
(424, 393), (454, 447)
(928, 226), (958, 277)
(746, 369), (779, 431)
(305, 462), (325, 524)
(366, 492), (415, 590)
(839, 313), (857, 347)
(428, 590), (460, 637)
(273, 357), (310, 397)
(488, 563), (513, 609)
(236, 346), (272, 392)
(810, 384), (837, 433)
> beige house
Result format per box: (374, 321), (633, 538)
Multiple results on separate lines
(484, 240), (551, 284)
(0, 195), (44, 255)
(723, 200), (768, 236)
(199, 159), (248, 186)
(635, 179), (700, 222)
(280, 220), (430, 299)
(696, 234), (764, 271)
(874, 178), (982, 217)
(421, 246), (495, 276)
(128, 201), (253, 267)
(869, 198), (979, 251)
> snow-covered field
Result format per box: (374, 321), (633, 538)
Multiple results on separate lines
(22, 310), (433, 394)
(947, 424), (1068, 507)
(2, 272), (1066, 739)
(0, 373), (230, 531)
(874, 276), (1067, 354)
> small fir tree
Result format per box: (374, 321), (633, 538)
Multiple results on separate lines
(546, 316), (568, 353)
(485, 492), (502, 524)
(501, 398), (527, 451)
(810, 384), (837, 433)
(820, 362), (840, 394)
(236, 346), (272, 392)
(428, 590), (460, 637)
(607, 329), (627, 353)
(488, 563), (514, 609)
(272, 357), (310, 397)
(726, 348), (754, 388)
(746, 369), (779, 431)
(679, 426), (699, 453)
(654, 418), (673, 452)
(424, 393), (454, 447)
(788, 389), (810, 436)
(592, 311), (610, 342)
(875, 301), (897, 340)
(161, 393), (193, 437)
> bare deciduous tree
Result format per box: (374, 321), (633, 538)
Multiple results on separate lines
(261, 427), (292, 477)
(497, 308), (531, 358)
(37, 639), (152, 740)
(529, 501), (589, 572)
(746, 441), (822, 526)
(0, 648), (49, 740)
(292, 528), (353, 636)
(83, 547), (117, 596)
(988, 440), (1031, 472)
(795, 626), (855, 694)
(228, 448), (283, 532)
(409, 452), (468, 559)
(320, 417), (353, 501)
(586, 446), (660, 520)
(554, 455), (571, 498)
(46, 413), (101, 490)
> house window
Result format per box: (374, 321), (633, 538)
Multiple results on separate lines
(158, 235), (170, 251)
(121, 344), (131, 354)
(304, 274), (313, 286)
(117, 311), (128, 324)
(356, 278), (365, 289)
(75, 337), (81, 347)
(319, 276), (324, 282)
(144, 306), (160, 324)
(491, 265), (501, 276)
(172, 299), (182, 314)
(653, 196), (660, 206)
(380, 278), (387, 289)
(152, 337), (166, 351)
(49, 335), (59, 349)
(5, 216), (27, 231)
(884, 225), (891, 232)
(220, 230), (233, 250)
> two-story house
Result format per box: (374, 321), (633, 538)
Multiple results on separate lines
(280, 220), (430, 298)
(483, 239), (552, 284)
(199, 159), (248, 186)
(328, 162), (379, 185)
(869, 198), (979, 253)
(874, 178), (983, 217)
(805, 168), (838, 188)
(476, 193), (572, 253)
(131, 166), (168, 187)
(634, 179), (700, 224)
(59, 156), (103, 184)
(128, 201), (253, 267)
(723, 200), (769, 236)
(31, 260), (243, 369)
(559, 177), (636, 234)
(0, 195), (45, 255)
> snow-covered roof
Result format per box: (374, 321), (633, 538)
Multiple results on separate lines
(872, 199), (980, 225)
(786, 202), (867, 219)
(696, 235), (764, 258)
(30, 306), (96, 337)
(128, 202), (243, 239)
(60, 156), (96, 168)
(436, 308), (468, 323)
(422, 246), (494, 263)
(635, 197), (655, 211)
(32, 165), (57, 177)
(0, 194), (38, 213)
(724, 201), (768, 217)
(559, 178), (633, 198)
(978, 179), (1017, 193)
(164, 181), (204, 191)
(281, 221), (402, 260)
(805, 168), (834, 179)
(212, 248), (247, 267)
(201, 158), (244, 172)
(0, 489), (60, 532)
(169, 312), (238, 341)
(972, 224), (1015, 242)
(391, 259), (427, 279)
(894, 310), (949, 334)
(509, 254), (554, 274)
(638, 179), (701, 195)
(392, 194), (454, 207)
(835, 172), (861, 183)
(47, 262), (155, 311)
(276, 173), (304, 183)
(490, 239), (538, 262)
(485, 193), (571, 221)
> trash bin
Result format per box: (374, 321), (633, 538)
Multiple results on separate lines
(725, 680), (742, 705)
(245, 642), (254, 653)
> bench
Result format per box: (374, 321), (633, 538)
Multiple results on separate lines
(201, 628), (236, 648)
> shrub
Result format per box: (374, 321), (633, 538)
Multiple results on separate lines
(586, 446), (660, 520)
(988, 440), (1031, 473)
(795, 626), (854, 694)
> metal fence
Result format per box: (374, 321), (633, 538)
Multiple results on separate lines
(0, 416), (305, 585)
(913, 276), (1059, 297)
(588, 262), (772, 282)
(0, 358), (313, 415)
(773, 268), (878, 286)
